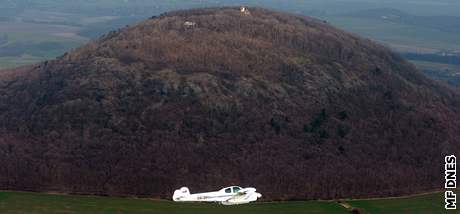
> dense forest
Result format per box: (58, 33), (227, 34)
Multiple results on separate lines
(0, 7), (459, 200)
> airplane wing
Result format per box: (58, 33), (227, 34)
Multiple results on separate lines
(225, 193), (246, 202)
(223, 190), (260, 205)
(236, 190), (248, 195)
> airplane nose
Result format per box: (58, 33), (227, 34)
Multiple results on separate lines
(245, 187), (256, 192)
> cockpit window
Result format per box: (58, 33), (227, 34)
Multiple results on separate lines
(225, 188), (232, 193)
(232, 187), (241, 193)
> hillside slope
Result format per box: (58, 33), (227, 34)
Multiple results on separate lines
(0, 7), (459, 200)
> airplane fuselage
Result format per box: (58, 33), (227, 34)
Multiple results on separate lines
(180, 191), (234, 202)
(173, 186), (262, 205)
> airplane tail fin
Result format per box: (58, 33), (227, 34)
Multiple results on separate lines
(173, 187), (190, 201)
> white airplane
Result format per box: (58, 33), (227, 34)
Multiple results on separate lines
(172, 186), (262, 205)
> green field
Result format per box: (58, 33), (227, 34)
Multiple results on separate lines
(326, 16), (460, 53)
(348, 192), (457, 214)
(0, 55), (45, 70)
(409, 60), (460, 87)
(0, 19), (88, 70)
(410, 60), (460, 74)
(0, 191), (458, 214)
(0, 192), (347, 214)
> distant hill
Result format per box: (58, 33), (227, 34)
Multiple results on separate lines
(0, 7), (459, 200)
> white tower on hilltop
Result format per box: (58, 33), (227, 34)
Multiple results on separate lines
(240, 6), (250, 15)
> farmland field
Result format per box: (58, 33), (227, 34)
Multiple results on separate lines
(0, 191), (457, 214)
(326, 16), (460, 53)
(0, 18), (89, 70)
(410, 60), (460, 87)
(348, 192), (459, 214)
(0, 191), (347, 214)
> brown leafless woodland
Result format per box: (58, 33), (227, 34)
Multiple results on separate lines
(0, 7), (459, 200)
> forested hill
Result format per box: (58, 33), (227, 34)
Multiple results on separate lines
(0, 7), (459, 200)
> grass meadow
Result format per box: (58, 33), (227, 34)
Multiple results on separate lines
(0, 191), (457, 214)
